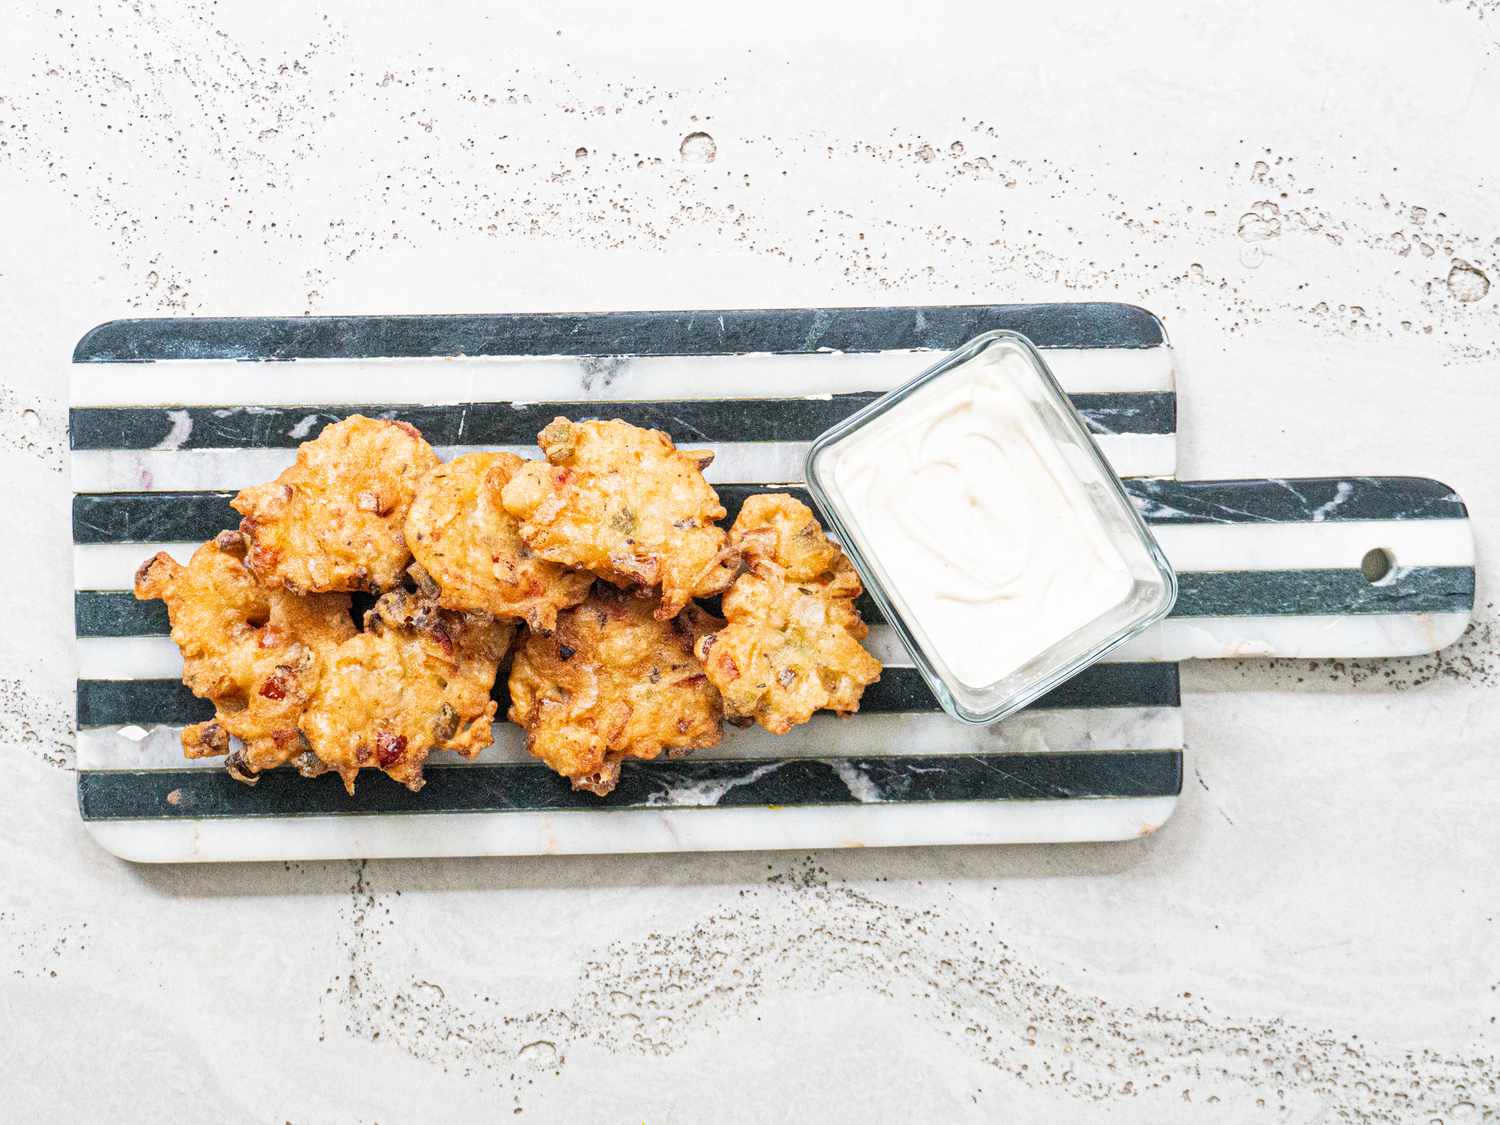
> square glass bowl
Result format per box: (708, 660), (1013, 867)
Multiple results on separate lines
(805, 330), (1177, 725)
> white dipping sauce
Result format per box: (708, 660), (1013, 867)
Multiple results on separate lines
(823, 351), (1133, 688)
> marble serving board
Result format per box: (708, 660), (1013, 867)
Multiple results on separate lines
(69, 304), (1476, 862)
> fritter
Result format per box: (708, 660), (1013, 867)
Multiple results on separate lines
(695, 494), (881, 734)
(232, 415), (440, 594)
(405, 451), (593, 632)
(499, 417), (738, 619)
(299, 588), (514, 794)
(507, 585), (723, 796)
(133, 530), (355, 781)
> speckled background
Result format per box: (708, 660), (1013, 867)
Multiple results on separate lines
(2, 1), (1497, 1120)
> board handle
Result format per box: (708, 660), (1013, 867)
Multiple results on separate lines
(1117, 476), (1475, 661)
(69, 476), (1474, 663)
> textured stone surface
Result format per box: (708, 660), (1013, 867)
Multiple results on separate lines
(2, 0), (1497, 1119)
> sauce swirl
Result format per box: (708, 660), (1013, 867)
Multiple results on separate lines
(823, 352), (1133, 688)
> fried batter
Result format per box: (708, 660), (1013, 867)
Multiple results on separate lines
(507, 585), (723, 796)
(405, 451), (593, 632)
(695, 494), (881, 734)
(232, 415), (440, 594)
(133, 531), (355, 780)
(299, 588), (514, 794)
(499, 417), (738, 619)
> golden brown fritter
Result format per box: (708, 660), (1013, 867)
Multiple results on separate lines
(299, 588), (514, 794)
(499, 417), (738, 619)
(507, 585), (723, 796)
(232, 415), (440, 594)
(695, 494), (881, 734)
(133, 531), (356, 781)
(405, 451), (593, 632)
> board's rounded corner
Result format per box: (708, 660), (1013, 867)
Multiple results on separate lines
(1413, 475), (1470, 519)
(1133, 793), (1181, 841)
(1114, 302), (1171, 349)
(73, 319), (147, 364)
(79, 815), (169, 864)
(1430, 607), (1476, 654)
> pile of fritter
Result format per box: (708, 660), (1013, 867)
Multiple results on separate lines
(136, 413), (882, 796)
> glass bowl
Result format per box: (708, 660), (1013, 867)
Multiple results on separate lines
(805, 330), (1177, 725)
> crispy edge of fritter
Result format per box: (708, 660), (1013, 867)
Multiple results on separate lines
(133, 529), (356, 782)
(506, 586), (724, 796)
(298, 587), (514, 795)
(231, 415), (439, 595)
(404, 451), (593, 632)
(694, 493), (881, 733)
(501, 416), (739, 620)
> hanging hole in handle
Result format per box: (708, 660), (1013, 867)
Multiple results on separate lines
(1361, 547), (1396, 585)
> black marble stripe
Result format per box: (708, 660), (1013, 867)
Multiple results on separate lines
(1129, 476), (1467, 523)
(706, 479), (1472, 527)
(74, 491), (239, 545)
(75, 561), (1474, 641)
(707, 480), (1470, 531)
(68, 391), (1175, 450)
(784, 568), (1476, 622)
(78, 591), (169, 637)
(75, 749), (1183, 820)
(73, 662), (1179, 729)
(72, 304), (1167, 363)
(1172, 568), (1474, 617)
(77, 678), (208, 728)
(70, 476), (1468, 546)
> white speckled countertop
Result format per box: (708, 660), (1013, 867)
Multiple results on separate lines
(2, 1), (1497, 1119)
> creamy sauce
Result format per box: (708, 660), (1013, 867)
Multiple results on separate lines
(822, 351), (1134, 688)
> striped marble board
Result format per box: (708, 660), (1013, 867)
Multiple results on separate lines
(70, 305), (1475, 862)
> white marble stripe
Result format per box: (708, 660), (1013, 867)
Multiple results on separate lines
(75, 543), (204, 590)
(1111, 611), (1472, 661)
(1153, 518), (1474, 572)
(80, 795), (1180, 862)
(75, 706), (1183, 771)
(70, 517), (1474, 594)
(71, 606), (1473, 682)
(77, 635), (186, 679)
(69, 346), (1175, 408)
(71, 625), (1128, 680)
(68, 432), (1175, 492)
